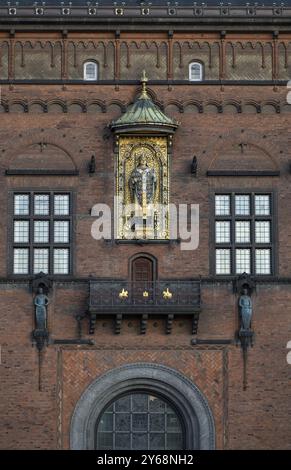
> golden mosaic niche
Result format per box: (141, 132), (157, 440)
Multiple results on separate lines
(116, 136), (169, 239)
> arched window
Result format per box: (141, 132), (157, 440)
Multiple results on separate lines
(96, 392), (184, 450)
(189, 62), (203, 82)
(70, 363), (216, 450)
(83, 61), (98, 81)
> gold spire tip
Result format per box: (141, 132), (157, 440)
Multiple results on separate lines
(140, 70), (149, 98)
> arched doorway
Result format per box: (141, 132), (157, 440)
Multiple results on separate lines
(131, 254), (156, 284)
(70, 363), (215, 450)
(130, 254), (157, 302)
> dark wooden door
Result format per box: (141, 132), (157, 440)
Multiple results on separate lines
(132, 257), (153, 283)
(131, 257), (154, 303)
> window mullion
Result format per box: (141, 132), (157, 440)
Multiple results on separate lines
(231, 193), (235, 275)
(30, 192), (34, 274)
(50, 192), (54, 275)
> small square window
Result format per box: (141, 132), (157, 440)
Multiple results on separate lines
(14, 221), (29, 243)
(34, 194), (49, 215)
(235, 195), (250, 216)
(189, 62), (203, 81)
(13, 248), (29, 274)
(34, 221), (49, 243)
(255, 221), (270, 243)
(54, 221), (69, 243)
(84, 61), (98, 81)
(54, 195), (70, 215)
(215, 249), (231, 274)
(33, 248), (49, 274)
(14, 194), (29, 215)
(255, 249), (271, 274)
(53, 248), (69, 274)
(215, 221), (230, 243)
(215, 195), (230, 216)
(255, 195), (270, 216)
(235, 221), (250, 243)
(235, 249), (251, 274)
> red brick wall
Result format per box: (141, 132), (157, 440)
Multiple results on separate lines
(0, 82), (291, 449)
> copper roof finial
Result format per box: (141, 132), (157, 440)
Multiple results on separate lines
(140, 70), (149, 99)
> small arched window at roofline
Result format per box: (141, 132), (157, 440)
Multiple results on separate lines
(189, 62), (203, 82)
(84, 61), (98, 81)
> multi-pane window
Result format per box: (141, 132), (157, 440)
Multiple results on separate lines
(83, 61), (98, 81)
(189, 62), (203, 81)
(214, 193), (274, 275)
(96, 393), (184, 450)
(12, 192), (72, 275)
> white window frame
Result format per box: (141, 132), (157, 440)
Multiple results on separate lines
(83, 61), (98, 81)
(189, 62), (203, 82)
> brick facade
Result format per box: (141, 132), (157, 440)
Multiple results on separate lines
(0, 3), (291, 451)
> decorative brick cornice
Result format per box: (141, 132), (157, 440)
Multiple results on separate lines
(0, 96), (289, 114)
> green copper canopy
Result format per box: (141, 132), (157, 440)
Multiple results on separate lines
(110, 71), (179, 135)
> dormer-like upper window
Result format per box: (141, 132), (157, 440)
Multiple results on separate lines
(189, 62), (203, 82)
(83, 61), (98, 81)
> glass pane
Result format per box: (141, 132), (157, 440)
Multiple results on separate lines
(54, 194), (70, 215)
(215, 249), (231, 274)
(85, 63), (97, 80)
(235, 221), (250, 243)
(96, 393), (183, 451)
(54, 221), (69, 243)
(98, 413), (113, 432)
(149, 433), (165, 450)
(115, 414), (130, 432)
(190, 63), (201, 81)
(255, 221), (270, 243)
(33, 248), (49, 274)
(115, 433), (130, 450)
(255, 249), (271, 274)
(167, 413), (182, 432)
(149, 396), (165, 412)
(215, 195), (230, 216)
(115, 396), (131, 412)
(132, 394), (148, 412)
(132, 414), (147, 432)
(53, 249), (69, 274)
(215, 221), (230, 243)
(255, 195), (270, 215)
(166, 433), (183, 450)
(97, 432), (113, 450)
(13, 248), (29, 274)
(14, 194), (29, 215)
(34, 221), (49, 243)
(235, 249), (251, 274)
(34, 194), (49, 215)
(235, 195), (250, 215)
(132, 433), (147, 450)
(14, 221), (29, 243)
(150, 414), (165, 432)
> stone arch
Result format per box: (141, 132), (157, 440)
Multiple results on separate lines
(47, 100), (66, 113)
(9, 101), (26, 113)
(70, 363), (215, 450)
(200, 128), (280, 175)
(207, 141), (279, 173)
(4, 132), (78, 172)
(8, 142), (77, 172)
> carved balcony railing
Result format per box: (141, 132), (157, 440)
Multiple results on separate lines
(88, 280), (201, 335)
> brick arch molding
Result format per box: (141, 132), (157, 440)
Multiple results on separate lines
(70, 362), (215, 450)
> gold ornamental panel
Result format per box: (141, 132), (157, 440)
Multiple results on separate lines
(116, 136), (169, 240)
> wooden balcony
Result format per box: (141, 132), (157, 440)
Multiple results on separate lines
(88, 280), (201, 335)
